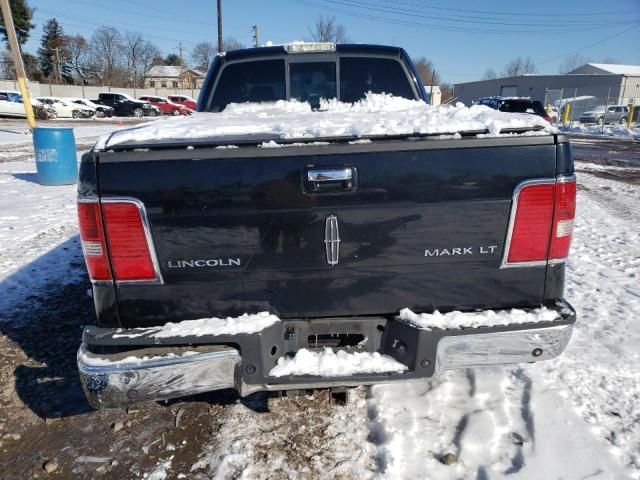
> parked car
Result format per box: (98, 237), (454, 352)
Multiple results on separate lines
(76, 43), (576, 409)
(36, 97), (95, 119)
(138, 95), (191, 115)
(580, 105), (629, 125)
(167, 94), (197, 110)
(476, 96), (551, 122)
(66, 98), (114, 118)
(92, 92), (156, 117)
(0, 90), (55, 119)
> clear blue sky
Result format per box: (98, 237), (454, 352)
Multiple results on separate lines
(23, 0), (640, 84)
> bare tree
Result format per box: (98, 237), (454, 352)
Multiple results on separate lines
(139, 41), (160, 79)
(482, 68), (498, 80)
(222, 36), (245, 52)
(558, 54), (590, 74)
(65, 34), (90, 84)
(90, 26), (123, 85)
(309, 15), (348, 43)
(503, 56), (536, 77)
(191, 41), (215, 68)
(122, 33), (160, 87)
(413, 57), (439, 86)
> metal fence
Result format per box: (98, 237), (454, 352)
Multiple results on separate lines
(542, 87), (639, 128)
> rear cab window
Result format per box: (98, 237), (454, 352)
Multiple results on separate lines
(339, 57), (415, 103)
(290, 62), (336, 108)
(207, 53), (416, 111)
(210, 59), (286, 112)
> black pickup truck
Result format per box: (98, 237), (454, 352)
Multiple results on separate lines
(92, 92), (156, 117)
(76, 44), (576, 409)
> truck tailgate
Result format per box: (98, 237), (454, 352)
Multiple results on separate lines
(91, 135), (564, 327)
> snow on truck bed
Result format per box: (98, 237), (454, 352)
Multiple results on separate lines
(94, 93), (554, 149)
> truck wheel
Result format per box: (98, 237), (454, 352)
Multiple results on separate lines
(620, 117), (628, 125)
(172, 108), (181, 116)
(133, 108), (144, 118)
(72, 110), (81, 119)
(148, 109), (157, 117)
(96, 111), (105, 118)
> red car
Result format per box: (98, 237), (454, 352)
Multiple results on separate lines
(167, 95), (197, 111)
(138, 96), (191, 115)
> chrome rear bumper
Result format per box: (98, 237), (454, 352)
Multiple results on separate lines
(78, 305), (574, 409)
(78, 346), (240, 409)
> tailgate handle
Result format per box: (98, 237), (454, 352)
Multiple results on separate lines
(305, 166), (357, 194)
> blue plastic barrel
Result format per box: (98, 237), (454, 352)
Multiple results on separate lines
(32, 127), (78, 185)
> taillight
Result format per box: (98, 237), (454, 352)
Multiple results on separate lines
(503, 176), (576, 267)
(548, 178), (576, 261)
(78, 201), (112, 281)
(77, 199), (161, 283)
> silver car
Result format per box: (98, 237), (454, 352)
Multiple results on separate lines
(580, 105), (629, 125)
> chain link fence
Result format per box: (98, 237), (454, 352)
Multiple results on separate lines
(542, 87), (639, 132)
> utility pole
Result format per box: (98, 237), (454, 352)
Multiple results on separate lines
(252, 25), (259, 48)
(0, 0), (35, 128)
(429, 68), (436, 106)
(217, 0), (223, 52)
(177, 42), (184, 88)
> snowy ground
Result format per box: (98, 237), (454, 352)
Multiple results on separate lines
(0, 128), (639, 479)
(559, 121), (640, 139)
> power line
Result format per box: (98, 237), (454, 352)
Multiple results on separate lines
(353, 0), (640, 19)
(306, 0), (639, 28)
(286, 0), (637, 34)
(61, 0), (216, 28)
(35, 9), (203, 41)
(32, 12), (200, 48)
(536, 24), (640, 66)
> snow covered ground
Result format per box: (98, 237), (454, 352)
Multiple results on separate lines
(0, 135), (639, 478)
(559, 121), (640, 139)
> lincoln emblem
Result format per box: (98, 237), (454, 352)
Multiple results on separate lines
(324, 215), (340, 265)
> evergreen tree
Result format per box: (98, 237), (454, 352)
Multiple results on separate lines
(164, 53), (180, 65)
(37, 18), (72, 82)
(0, 0), (35, 47)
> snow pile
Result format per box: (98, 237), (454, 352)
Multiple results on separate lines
(269, 347), (407, 377)
(95, 93), (554, 149)
(113, 311), (279, 339)
(398, 307), (560, 331)
(560, 122), (640, 138)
